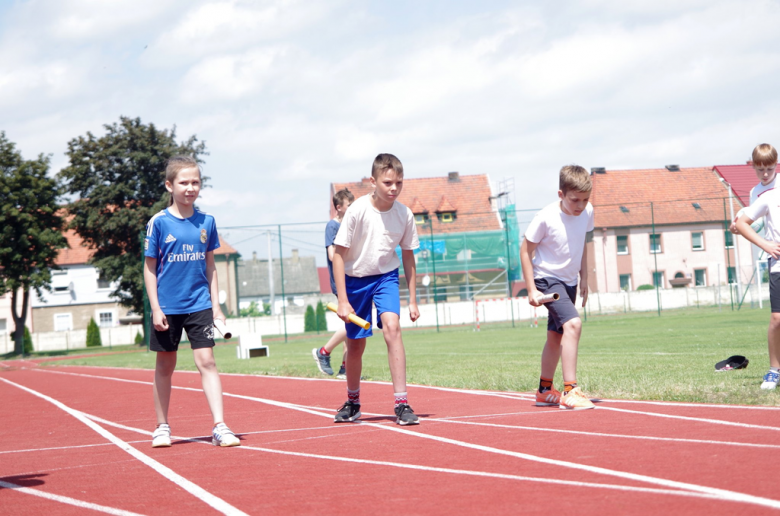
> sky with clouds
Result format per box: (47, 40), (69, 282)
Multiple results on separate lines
(3, 0), (780, 264)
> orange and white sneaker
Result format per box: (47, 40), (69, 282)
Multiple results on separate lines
(559, 387), (595, 410)
(535, 387), (561, 406)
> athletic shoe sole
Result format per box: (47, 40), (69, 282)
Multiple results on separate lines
(334, 411), (362, 423)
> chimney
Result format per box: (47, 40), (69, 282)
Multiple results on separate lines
(665, 164), (680, 172)
(591, 167), (606, 175)
(448, 171), (460, 181)
(252, 251), (257, 262)
(291, 249), (299, 263)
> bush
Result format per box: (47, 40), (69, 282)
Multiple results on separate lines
(304, 305), (316, 332)
(23, 327), (33, 354)
(240, 301), (271, 317)
(134, 331), (143, 346)
(86, 318), (102, 347)
(637, 284), (656, 291)
(316, 301), (328, 331)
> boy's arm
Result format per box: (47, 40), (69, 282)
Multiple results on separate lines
(327, 245), (335, 262)
(144, 256), (168, 331)
(206, 251), (226, 323)
(401, 249), (420, 322)
(520, 238), (541, 307)
(579, 234), (589, 307)
(735, 214), (780, 258)
(332, 245), (355, 321)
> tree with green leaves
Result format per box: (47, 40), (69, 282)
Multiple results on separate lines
(304, 305), (316, 332)
(58, 117), (207, 315)
(316, 301), (327, 331)
(86, 318), (102, 347)
(0, 131), (68, 355)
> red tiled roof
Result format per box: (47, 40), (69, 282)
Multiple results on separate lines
(215, 235), (238, 255)
(409, 197), (428, 214)
(331, 174), (501, 233)
(56, 227), (95, 266)
(712, 164), (758, 208)
(436, 196), (457, 213)
(590, 167), (734, 228)
(317, 267), (331, 294)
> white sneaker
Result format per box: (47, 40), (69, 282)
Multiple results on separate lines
(152, 424), (171, 448)
(212, 423), (240, 447)
(760, 370), (779, 390)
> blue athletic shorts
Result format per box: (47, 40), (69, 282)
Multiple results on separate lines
(534, 277), (579, 334)
(345, 269), (401, 339)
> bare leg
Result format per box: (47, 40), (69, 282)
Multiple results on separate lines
(559, 317), (583, 383)
(768, 313), (780, 368)
(193, 347), (224, 425)
(346, 337), (366, 392)
(540, 330), (562, 380)
(153, 352), (177, 425)
(323, 326), (347, 355)
(380, 312), (407, 393)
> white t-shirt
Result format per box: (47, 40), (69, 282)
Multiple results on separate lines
(735, 176), (776, 228)
(334, 194), (420, 277)
(524, 201), (595, 286)
(743, 188), (780, 272)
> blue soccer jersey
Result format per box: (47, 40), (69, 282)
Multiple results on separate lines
(144, 208), (221, 315)
(325, 218), (341, 295)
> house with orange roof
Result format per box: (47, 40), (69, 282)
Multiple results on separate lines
(31, 226), (241, 332)
(331, 172), (521, 301)
(588, 166), (753, 293)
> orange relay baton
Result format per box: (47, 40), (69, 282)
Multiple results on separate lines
(326, 302), (371, 330)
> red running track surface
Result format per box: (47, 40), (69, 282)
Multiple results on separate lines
(1, 362), (779, 515)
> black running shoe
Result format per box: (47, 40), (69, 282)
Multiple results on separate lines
(334, 401), (361, 422)
(336, 363), (346, 379)
(394, 403), (419, 426)
(312, 348), (334, 375)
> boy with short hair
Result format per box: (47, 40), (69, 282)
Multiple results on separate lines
(312, 188), (355, 377)
(520, 165), (595, 410)
(331, 153), (421, 425)
(735, 144), (780, 390)
(729, 143), (778, 236)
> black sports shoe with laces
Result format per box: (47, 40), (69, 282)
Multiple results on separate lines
(394, 403), (419, 426)
(334, 401), (361, 422)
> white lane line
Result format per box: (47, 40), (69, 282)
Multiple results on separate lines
(31, 369), (780, 510)
(44, 365), (780, 411)
(426, 418), (780, 450)
(0, 480), (145, 516)
(0, 377), (248, 516)
(599, 406), (780, 432)
(67, 411), (746, 505)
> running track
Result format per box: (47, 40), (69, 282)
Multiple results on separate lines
(1, 360), (779, 515)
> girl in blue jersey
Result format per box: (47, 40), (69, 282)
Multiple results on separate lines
(144, 156), (240, 448)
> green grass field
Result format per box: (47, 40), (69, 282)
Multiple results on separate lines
(17, 306), (780, 406)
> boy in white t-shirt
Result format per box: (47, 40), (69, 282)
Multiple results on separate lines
(729, 143), (778, 236)
(331, 153), (421, 425)
(520, 165), (595, 410)
(736, 146), (780, 390)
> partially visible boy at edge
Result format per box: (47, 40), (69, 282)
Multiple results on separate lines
(331, 153), (421, 425)
(729, 143), (778, 236)
(520, 165), (595, 410)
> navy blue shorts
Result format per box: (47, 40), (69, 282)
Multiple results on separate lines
(770, 272), (780, 313)
(150, 308), (215, 352)
(345, 269), (401, 340)
(534, 277), (579, 334)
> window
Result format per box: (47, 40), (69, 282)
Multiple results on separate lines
(98, 311), (113, 327)
(0, 318), (6, 332)
(414, 214), (428, 225)
(97, 272), (111, 289)
(458, 285), (473, 301)
(650, 234), (662, 253)
(691, 232), (703, 251)
(440, 212), (454, 223)
(652, 271), (665, 288)
(694, 269), (706, 286)
(54, 313), (73, 332)
(619, 274), (631, 291)
(725, 231), (734, 249)
(52, 269), (70, 293)
(616, 235), (629, 255)
(728, 267), (737, 284)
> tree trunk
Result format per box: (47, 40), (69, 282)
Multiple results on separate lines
(11, 288), (29, 356)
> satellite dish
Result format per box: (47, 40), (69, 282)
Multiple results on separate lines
(218, 290), (227, 305)
(422, 275), (430, 287)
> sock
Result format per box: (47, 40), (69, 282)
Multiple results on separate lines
(347, 388), (360, 405)
(563, 381), (577, 394)
(771, 367), (780, 373)
(319, 347), (330, 356)
(394, 392), (408, 406)
(538, 377), (553, 393)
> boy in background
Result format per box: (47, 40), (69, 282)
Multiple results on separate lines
(520, 165), (595, 410)
(312, 188), (355, 377)
(331, 153), (421, 425)
(729, 143), (777, 236)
